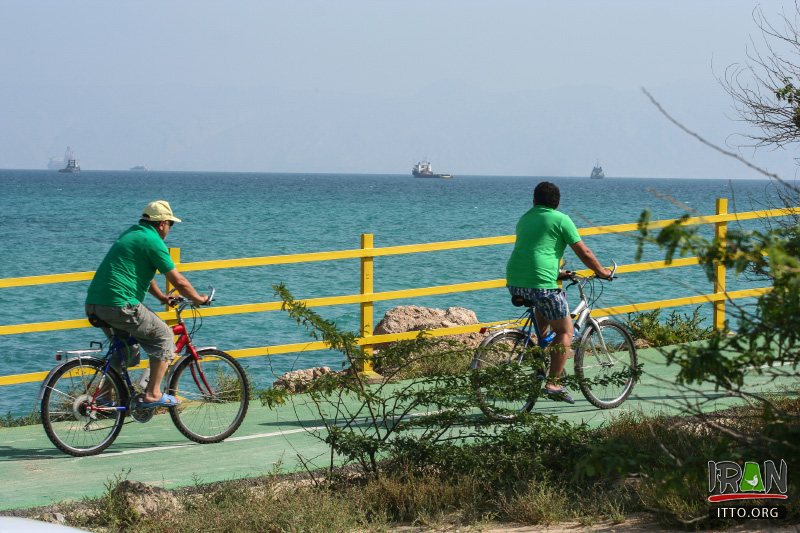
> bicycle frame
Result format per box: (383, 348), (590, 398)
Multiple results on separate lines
(39, 308), (219, 415)
(483, 275), (600, 355)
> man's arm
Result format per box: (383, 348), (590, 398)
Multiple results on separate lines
(148, 279), (170, 305)
(164, 269), (208, 306)
(569, 241), (612, 279)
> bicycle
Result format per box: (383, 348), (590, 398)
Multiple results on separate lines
(39, 288), (250, 456)
(471, 261), (638, 420)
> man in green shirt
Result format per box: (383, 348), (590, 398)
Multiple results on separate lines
(85, 200), (208, 408)
(506, 182), (611, 403)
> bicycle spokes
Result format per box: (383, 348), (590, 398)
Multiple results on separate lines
(575, 322), (637, 408)
(41, 359), (126, 456)
(168, 350), (249, 442)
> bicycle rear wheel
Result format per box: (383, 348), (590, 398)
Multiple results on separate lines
(470, 330), (545, 421)
(168, 349), (249, 443)
(574, 319), (638, 409)
(40, 358), (128, 456)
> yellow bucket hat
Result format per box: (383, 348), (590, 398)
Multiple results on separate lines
(141, 200), (182, 223)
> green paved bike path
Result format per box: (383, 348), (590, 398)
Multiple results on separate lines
(0, 347), (793, 511)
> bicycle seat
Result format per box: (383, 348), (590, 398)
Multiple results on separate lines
(87, 314), (111, 329)
(511, 295), (533, 307)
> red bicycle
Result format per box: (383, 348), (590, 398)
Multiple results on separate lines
(40, 288), (250, 456)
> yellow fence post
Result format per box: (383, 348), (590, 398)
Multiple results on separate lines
(166, 247), (181, 310)
(713, 198), (727, 330)
(358, 233), (380, 379)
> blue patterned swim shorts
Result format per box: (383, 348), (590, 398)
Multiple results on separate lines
(507, 286), (570, 321)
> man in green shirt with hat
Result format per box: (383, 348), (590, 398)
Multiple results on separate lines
(85, 200), (208, 408)
(506, 182), (612, 403)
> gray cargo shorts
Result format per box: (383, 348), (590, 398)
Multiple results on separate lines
(85, 303), (175, 366)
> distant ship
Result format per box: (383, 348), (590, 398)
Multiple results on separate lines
(412, 160), (452, 179)
(130, 165), (148, 171)
(590, 161), (604, 179)
(57, 147), (80, 173)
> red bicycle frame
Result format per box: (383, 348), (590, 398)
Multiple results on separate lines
(172, 321), (215, 397)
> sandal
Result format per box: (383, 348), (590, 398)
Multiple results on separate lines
(136, 393), (181, 408)
(544, 386), (575, 405)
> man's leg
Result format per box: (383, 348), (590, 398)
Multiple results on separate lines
(127, 304), (177, 403)
(144, 357), (170, 403)
(533, 308), (549, 341)
(89, 303), (176, 403)
(544, 316), (574, 391)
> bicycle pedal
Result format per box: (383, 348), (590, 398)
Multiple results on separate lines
(129, 397), (155, 423)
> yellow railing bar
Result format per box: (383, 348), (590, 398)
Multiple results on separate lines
(0, 271), (96, 288)
(3, 207), (797, 289)
(591, 287), (770, 317)
(579, 206), (800, 236)
(0, 287), (771, 387)
(713, 199), (728, 330)
(0, 257), (707, 337)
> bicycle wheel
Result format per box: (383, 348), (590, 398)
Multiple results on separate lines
(470, 330), (545, 420)
(574, 319), (638, 409)
(41, 358), (128, 456)
(168, 349), (249, 443)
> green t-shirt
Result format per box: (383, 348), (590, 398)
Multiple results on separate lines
(86, 224), (176, 307)
(506, 205), (582, 289)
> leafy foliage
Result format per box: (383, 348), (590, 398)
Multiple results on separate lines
(626, 307), (715, 347)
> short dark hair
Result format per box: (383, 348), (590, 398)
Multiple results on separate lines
(533, 181), (560, 208)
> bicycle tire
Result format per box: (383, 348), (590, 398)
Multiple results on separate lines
(470, 330), (544, 421)
(41, 358), (128, 456)
(168, 348), (249, 443)
(574, 319), (638, 409)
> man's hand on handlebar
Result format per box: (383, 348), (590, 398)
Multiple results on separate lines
(557, 270), (576, 281)
(597, 268), (614, 280)
(191, 294), (209, 307)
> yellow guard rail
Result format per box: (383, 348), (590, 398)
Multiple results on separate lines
(1, 199), (797, 387)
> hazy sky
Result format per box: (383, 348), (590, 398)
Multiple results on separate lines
(1, 0), (799, 178)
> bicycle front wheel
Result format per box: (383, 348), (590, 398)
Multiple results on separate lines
(470, 330), (544, 421)
(168, 349), (249, 443)
(41, 358), (128, 456)
(574, 319), (638, 409)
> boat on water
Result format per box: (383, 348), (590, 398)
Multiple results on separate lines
(59, 159), (81, 173)
(590, 162), (604, 179)
(130, 165), (148, 171)
(58, 147), (80, 173)
(412, 160), (452, 179)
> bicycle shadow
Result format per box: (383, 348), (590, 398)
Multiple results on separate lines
(258, 419), (321, 429)
(0, 445), (65, 461)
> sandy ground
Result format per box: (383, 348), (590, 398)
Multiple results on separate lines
(391, 513), (799, 532)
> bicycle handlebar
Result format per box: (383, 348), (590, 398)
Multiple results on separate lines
(561, 260), (618, 286)
(168, 286), (216, 310)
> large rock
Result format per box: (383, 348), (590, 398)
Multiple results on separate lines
(372, 305), (483, 350)
(273, 367), (334, 393)
(112, 480), (181, 519)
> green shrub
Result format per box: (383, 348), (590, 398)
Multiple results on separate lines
(626, 307), (714, 347)
(0, 410), (40, 428)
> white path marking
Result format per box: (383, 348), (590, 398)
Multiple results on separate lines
(89, 425), (325, 458)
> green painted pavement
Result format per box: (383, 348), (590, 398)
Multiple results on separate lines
(0, 347), (793, 511)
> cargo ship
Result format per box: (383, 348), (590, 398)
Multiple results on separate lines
(412, 160), (452, 179)
(57, 147), (80, 173)
(590, 162), (604, 179)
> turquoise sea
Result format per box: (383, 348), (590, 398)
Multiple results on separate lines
(0, 170), (785, 415)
